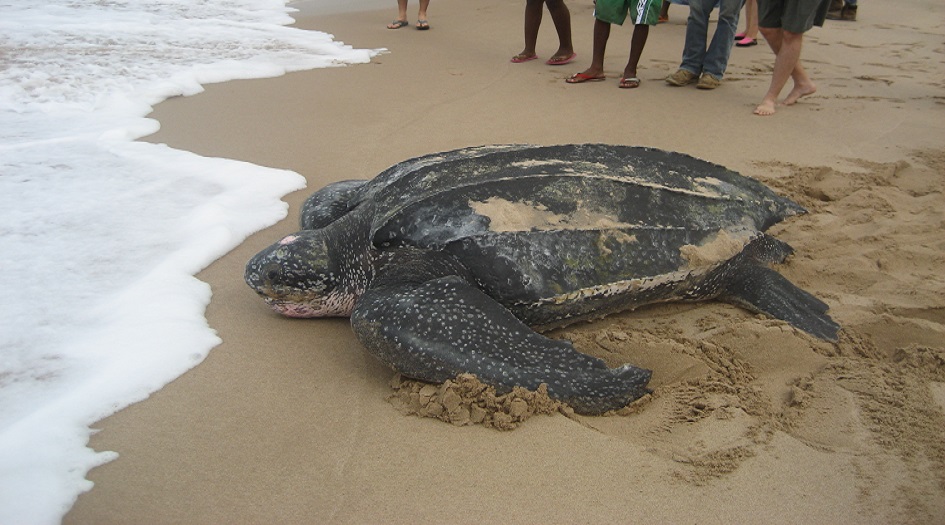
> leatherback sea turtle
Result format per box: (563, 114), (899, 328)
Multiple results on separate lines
(245, 144), (839, 414)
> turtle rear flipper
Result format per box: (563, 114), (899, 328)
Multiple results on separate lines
(351, 276), (651, 415)
(721, 265), (840, 341)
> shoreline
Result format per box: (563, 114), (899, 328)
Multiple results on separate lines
(289, 0), (391, 17)
(66, 0), (945, 523)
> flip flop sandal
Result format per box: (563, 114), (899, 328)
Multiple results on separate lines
(511, 54), (539, 63)
(416, 20), (430, 30)
(619, 77), (641, 89)
(387, 20), (408, 29)
(566, 72), (606, 84)
(546, 52), (576, 66)
(735, 37), (758, 47)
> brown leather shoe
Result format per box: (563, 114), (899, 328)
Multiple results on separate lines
(841, 5), (857, 21)
(696, 74), (721, 90)
(666, 69), (698, 86)
(826, 0), (843, 19)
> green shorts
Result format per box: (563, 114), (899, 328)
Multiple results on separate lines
(595, 0), (661, 26)
(758, 0), (830, 33)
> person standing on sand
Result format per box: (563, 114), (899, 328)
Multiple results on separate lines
(511, 0), (576, 65)
(565, 0), (660, 89)
(665, 0), (744, 90)
(753, 0), (829, 116)
(387, 0), (431, 30)
(658, 0), (671, 23)
(734, 0), (760, 47)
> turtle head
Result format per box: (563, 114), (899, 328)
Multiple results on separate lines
(245, 230), (357, 318)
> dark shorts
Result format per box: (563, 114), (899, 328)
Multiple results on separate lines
(758, 0), (829, 33)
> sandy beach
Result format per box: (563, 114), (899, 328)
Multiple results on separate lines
(65, 0), (945, 523)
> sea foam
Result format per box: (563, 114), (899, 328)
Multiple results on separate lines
(0, 1), (378, 523)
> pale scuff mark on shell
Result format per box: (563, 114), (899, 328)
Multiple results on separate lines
(469, 197), (635, 233)
(597, 231), (638, 256)
(679, 228), (757, 270)
(536, 269), (696, 307)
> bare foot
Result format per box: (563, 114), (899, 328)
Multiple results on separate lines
(782, 82), (817, 105)
(754, 99), (777, 116)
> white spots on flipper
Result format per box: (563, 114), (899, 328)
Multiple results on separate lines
(359, 279), (647, 413)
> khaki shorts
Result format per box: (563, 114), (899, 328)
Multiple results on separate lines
(595, 0), (661, 26)
(758, 0), (830, 33)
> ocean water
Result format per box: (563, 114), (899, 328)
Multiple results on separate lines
(0, 1), (377, 522)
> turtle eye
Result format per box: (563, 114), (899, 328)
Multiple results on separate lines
(263, 263), (282, 284)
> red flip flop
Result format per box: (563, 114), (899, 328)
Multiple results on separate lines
(566, 72), (606, 84)
(546, 52), (576, 66)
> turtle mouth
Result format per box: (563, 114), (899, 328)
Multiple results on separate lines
(262, 294), (356, 318)
(263, 297), (330, 318)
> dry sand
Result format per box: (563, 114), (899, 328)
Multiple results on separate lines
(66, 0), (945, 523)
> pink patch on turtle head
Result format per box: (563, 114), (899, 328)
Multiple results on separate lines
(278, 235), (299, 245)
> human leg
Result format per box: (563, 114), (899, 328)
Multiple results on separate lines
(567, 18), (610, 82)
(514, 0), (545, 61)
(781, 53), (816, 105)
(417, 0), (430, 26)
(702, 0), (742, 79)
(622, 23), (650, 83)
(387, 0), (409, 28)
(763, 18), (817, 106)
(663, 0), (700, 85)
(754, 28), (813, 115)
(736, 0), (759, 43)
(679, 0), (713, 75)
(613, 0), (657, 84)
(745, 0), (759, 39)
(546, 0), (575, 62)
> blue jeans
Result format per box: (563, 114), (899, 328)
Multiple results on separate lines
(679, 0), (744, 79)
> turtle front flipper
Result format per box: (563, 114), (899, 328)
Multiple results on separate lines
(351, 275), (652, 415)
(300, 180), (369, 230)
